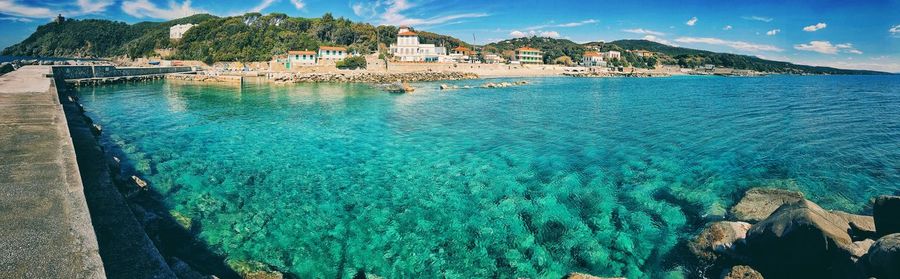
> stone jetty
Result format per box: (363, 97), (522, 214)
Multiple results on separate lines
(0, 66), (105, 278)
(689, 188), (900, 279)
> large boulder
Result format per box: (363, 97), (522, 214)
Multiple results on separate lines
(874, 196), (900, 236)
(868, 233), (900, 279)
(730, 188), (804, 223)
(689, 221), (752, 262)
(563, 273), (625, 279)
(721, 265), (763, 279)
(742, 199), (871, 278)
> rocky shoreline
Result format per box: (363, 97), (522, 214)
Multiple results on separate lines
(268, 71), (479, 83)
(689, 188), (900, 279)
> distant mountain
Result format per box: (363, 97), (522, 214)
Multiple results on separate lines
(485, 37), (887, 75)
(2, 13), (469, 63)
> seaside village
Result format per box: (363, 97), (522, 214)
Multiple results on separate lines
(152, 24), (705, 81)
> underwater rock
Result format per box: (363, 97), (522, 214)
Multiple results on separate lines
(170, 210), (192, 231)
(874, 195), (900, 236)
(721, 265), (763, 279)
(867, 233), (900, 279)
(743, 199), (869, 278)
(689, 221), (751, 262)
(703, 202), (728, 221)
(562, 272), (626, 279)
(730, 188), (804, 223)
(91, 123), (103, 136)
(227, 260), (283, 279)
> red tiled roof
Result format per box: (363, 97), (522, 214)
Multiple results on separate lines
(318, 46), (347, 51)
(288, 50), (316, 55)
(583, 51), (600, 57)
(517, 47), (540, 52)
(398, 31), (418, 36)
(452, 46), (470, 51)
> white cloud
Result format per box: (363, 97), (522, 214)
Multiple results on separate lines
(643, 35), (677, 46)
(289, 0), (304, 9)
(802, 22), (826, 32)
(76, 0), (114, 14)
(890, 24), (900, 37)
(742, 16), (773, 22)
(122, 0), (204, 20)
(723, 25), (732, 30)
(675, 36), (783, 52)
(0, 0), (113, 18)
(766, 29), (780, 36)
(540, 30), (560, 38)
(0, 15), (31, 22)
(685, 16), (697, 26)
(525, 19), (597, 30)
(622, 28), (664, 36)
(794, 41), (861, 54)
(357, 0), (488, 27)
(248, 0), (277, 13)
(509, 29), (559, 38)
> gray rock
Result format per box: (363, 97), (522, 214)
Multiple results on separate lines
(874, 196), (900, 236)
(689, 221), (752, 262)
(721, 265), (763, 279)
(730, 188), (804, 223)
(563, 272), (625, 279)
(868, 233), (900, 279)
(743, 199), (870, 278)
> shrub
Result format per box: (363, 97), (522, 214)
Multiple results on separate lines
(336, 56), (366, 70)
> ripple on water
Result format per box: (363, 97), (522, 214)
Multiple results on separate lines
(78, 75), (900, 278)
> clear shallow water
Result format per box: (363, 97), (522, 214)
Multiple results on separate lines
(77, 76), (900, 278)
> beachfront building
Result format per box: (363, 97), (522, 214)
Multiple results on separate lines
(483, 54), (505, 64)
(288, 50), (317, 65)
(582, 51), (606, 67)
(169, 24), (195, 40)
(318, 46), (348, 62)
(515, 47), (543, 64)
(602, 51), (621, 60)
(449, 46), (475, 63)
(389, 26), (446, 62)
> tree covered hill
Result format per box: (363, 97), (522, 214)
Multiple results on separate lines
(485, 37), (886, 74)
(2, 13), (469, 63)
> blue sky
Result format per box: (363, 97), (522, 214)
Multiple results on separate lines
(1, 0), (898, 72)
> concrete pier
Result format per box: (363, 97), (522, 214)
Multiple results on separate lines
(0, 66), (106, 278)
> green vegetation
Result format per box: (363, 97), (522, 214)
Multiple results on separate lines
(335, 56), (366, 69)
(2, 13), (467, 64)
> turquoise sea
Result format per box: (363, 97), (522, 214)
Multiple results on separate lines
(76, 75), (900, 278)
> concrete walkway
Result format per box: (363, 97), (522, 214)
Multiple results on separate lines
(0, 66), (105, 278)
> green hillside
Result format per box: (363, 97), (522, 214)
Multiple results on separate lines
(2, 13), (468, 63)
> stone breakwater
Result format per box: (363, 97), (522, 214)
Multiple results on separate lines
(67, 74), (167, 87)
(269, 71), (479, 83)
(689, 188), (900, 279)
(563, 72), (671, 78)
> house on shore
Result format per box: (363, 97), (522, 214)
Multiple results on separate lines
(318, 46), (348, 62)
(389, 26), (447, 62)
(449, 46), (475, 63)
(515, 47), (543, 64)
(602, 51), (621, 61)
(483, 54), (505, 64)
(582, 51), (606, 67)
(288, 50), (317, 66)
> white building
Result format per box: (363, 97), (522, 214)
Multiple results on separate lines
(448, 46), (474, 63)
(389, 26), (446, 62)
(483, 54), (504, 64)
(582, 51), (606, 67)
(288, 50), (317, 65)
(602, 51), (621, 60)
(318, 46), (348, 61)
(169, 24), (195, 40)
